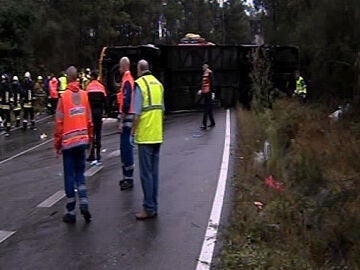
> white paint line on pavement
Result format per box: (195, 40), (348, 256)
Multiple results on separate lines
(85, 165), (104, 177)
(37, 190), (65, 208)
(106, 149), (120, 158)
(0, 230), (16, 244)
(0, 138), (54, 166)
(196, 109), (231, 270)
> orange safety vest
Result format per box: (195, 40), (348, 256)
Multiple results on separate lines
(86, 80), (107, 96)
(49, 77), (59, 98)
(201, 69), (212, 94)
(117, 70), (135, 114)
(55, 82), (93, 150)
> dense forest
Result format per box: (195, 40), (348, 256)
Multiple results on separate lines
(0, 0), (249, 74)
(0, 0), (359, 101)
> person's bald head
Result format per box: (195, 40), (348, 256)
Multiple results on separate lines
(65, 66), (78, 82)
(119, 57), (130, 75)
(137, 59), (149, 77)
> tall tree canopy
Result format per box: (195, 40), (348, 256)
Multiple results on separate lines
(0, 0), (250, 75)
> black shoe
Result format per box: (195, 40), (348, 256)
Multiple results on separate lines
(86, 156), (95, 162)
(81, 209), (92, 223)
(208, 123), (216, 128)
(200, 126), (207, 130)
(119, 180), (134, 191)
(62, 213), (76, 224)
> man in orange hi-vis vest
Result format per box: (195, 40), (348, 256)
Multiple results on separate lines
(86, 69), (107, 165)
(198, 63), (215, 130)
(54, 66), (93, 224)
(48, 74), (59, 115)
(117, 56), (135, 191)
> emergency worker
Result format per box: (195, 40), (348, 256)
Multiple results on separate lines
(11, 76), (22, 127)
(117, 57), (135, 191)
(34, 76), (46, 114)
(294, 71), (307, 103)
(22, 72), (36, 130)
(198, 63), (215, 130)
(0, 74), (12, 136)
(58, 72), (67, 97)
(86, 70), (107, 165)
(48, 74), (59, 115)
(54, 66), (93, 224)
(132, 59), (165, 220)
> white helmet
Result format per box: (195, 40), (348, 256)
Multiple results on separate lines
(37, 75), (43, 80)
(12, 76), (19, 81)
(24, 72), (31, 78)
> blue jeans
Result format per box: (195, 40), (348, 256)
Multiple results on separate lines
(138, 144), (161, 214)
(120, 126), (134, 182)
(62, 145), (89, 215)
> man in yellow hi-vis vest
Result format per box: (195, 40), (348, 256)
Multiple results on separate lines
(131, 59), (164, 220)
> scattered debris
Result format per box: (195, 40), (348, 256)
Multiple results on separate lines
(264, 140), (271, 160)
(101, 149), (107, 153)
(254, 151), (265, 163)
(264, 175), (284, 191)
(40, 133), (48, 139)
(254, 201), (264, 210)
(328, 103), (351, 121)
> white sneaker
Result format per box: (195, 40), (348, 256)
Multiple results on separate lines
(90, 160), (98, 166)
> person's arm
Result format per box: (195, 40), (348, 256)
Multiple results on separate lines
(54, 98), (64, 155)
(131, 84), (142, 136)
(122, 81), (132, 114)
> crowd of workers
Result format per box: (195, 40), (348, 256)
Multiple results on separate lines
(0, 68), (92, 136)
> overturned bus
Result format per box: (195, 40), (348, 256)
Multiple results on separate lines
(98, 44), (298, 115)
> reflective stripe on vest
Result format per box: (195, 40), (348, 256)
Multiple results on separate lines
(49, 77), (59, 98)
(201, 69), (212, 94)
(118, 70), (135, 114)
(60, 90), (91, 150)
(134, 74), (164, 144)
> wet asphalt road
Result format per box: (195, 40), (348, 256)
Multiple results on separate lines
(0, 109), (235, 270)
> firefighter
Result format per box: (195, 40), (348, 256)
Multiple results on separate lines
(293, 71), (307, 103)
(11, 76), (22, 127)
(47, 74), (59, 115)
(54, 66), (93, 224)
(58, 72), (67, 97)
(34, 76), (46, 114)
(0, 74), (12, 136)
(21, 72), (36, 130)
(117, 56), (135, 191)
(85, 69), (107, 165)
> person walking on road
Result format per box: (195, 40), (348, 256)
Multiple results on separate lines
(0, 74), (12, 136)
(21, 72), (36, 130)
(47, 74), (60, 115)
(11, 76), (23, 128)
(54, 66), (93, 224)
(85, 69), (107, 165)
(117, 56), (136, 190)
(132, 59), (164, 220)
(198, 63), (215, 130)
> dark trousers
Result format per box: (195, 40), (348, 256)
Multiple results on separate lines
(62, 145), (88, 215)
(88, 115), (103, 161)
(202, 94), (215, 127)
(3, 109), (11, 132)
(120, 126), (134, 182)
(23, 107), (35, 128)
(138, 144), (161, 214)
(49, 98), (58, 115)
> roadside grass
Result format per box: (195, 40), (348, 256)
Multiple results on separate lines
(220, 99), (360, 269)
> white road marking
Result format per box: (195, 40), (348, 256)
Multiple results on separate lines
(0, 139), (54, 166)
(106, 149), (120, 158)
(196, 109), (231, 270)
(0, 230), (16, 243)
(84, 165), (104, 177)
(37, 190), (65, 208)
